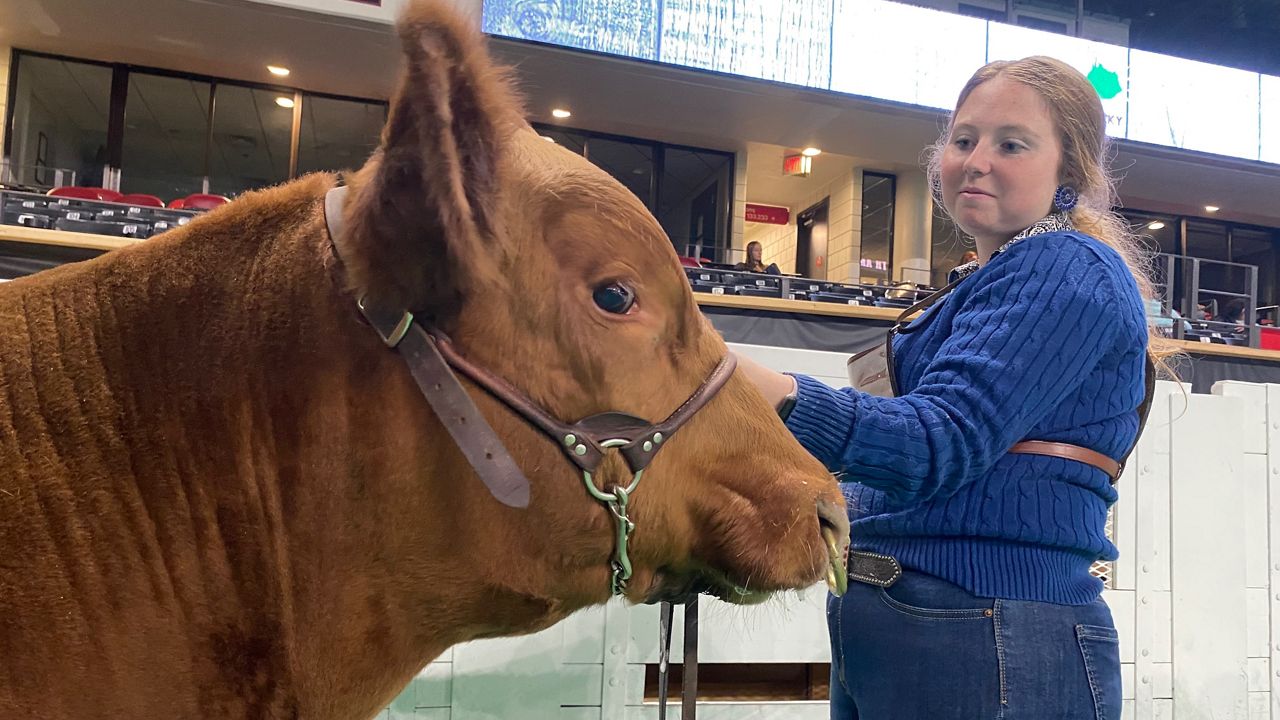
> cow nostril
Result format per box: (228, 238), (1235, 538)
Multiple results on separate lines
(816, 497), (850, 545)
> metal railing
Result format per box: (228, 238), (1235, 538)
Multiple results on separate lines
(1151, 252), (1260, 348)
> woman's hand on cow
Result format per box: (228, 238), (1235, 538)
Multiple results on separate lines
(732, 351), (798, 413)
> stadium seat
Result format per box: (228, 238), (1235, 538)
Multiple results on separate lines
(119, 193), (165, 208)
(48, 186), (123, 202)
(173, 193), (230, 211)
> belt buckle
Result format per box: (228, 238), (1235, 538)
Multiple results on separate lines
(846, 550), (902, 588)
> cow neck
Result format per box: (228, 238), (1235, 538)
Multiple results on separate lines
(321, 181), (738, 596)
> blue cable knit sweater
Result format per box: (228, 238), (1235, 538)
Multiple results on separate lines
(785, 229), (1148, 604)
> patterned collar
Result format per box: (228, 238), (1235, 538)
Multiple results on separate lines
(948, 213), (1074, 282)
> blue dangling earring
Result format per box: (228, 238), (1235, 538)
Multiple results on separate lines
(1053, 184), (1078, 213)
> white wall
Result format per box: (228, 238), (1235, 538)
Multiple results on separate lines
(374, 345), (1277, 720)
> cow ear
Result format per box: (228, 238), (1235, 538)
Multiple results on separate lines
(340, 0), (521, 315)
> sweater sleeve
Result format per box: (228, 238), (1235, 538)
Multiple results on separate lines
(785, 239), (1122, 507)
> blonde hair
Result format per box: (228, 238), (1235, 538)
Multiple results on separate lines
(925, 55), (1179, 375)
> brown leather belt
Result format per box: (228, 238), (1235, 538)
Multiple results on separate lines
(1008, 441), (1122, 481)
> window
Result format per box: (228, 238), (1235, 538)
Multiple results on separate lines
(6, 54), (112, 189)
(958, 3), (1006, 21)
(658, 148), (731, 261)
(208, 85), (294, 197)
(1230, 227), (1277, 306)
(859, 172), (895, 283)
(534, 122), (733, 261)
(122, 72), (212, 200)
(6, 51), (387, 199)
(1016, 15), (1069, 34)
(1122, 211), (1178, 256)
(296, 95), (386, 175)
(929, 208), (971, 288)
(585, 136), (655, 208)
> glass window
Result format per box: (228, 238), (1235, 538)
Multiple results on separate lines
(1123, 211), (1178, 256)
(208, 84), (294, 197)
(528, 123), (733, 261)
(121, 72), (212, 201)
(7, 54), (112, 189)
(540, 128), (587, 156)
(1184, 219), (1231, 306)
(658, 148), (731, 261)
(296, 95), (385, 175)
(929, 208), (972, 288)
(584, 136), (654, 208)
(1231, 226), (1276, 306)
(859, 172), (895, 284)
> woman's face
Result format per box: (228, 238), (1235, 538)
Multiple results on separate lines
(941, 76), (1063, 247)
(749, 243), (762, 262)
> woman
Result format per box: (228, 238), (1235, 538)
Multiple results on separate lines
(735, 240), (767, 273)
(739, 56), (1161, 718)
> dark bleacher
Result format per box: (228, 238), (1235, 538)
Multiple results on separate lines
(682, 263), (936, 309)
(1, 190), (199, 241)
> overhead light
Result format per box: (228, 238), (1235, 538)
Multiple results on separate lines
(275, 96), (295, 108)
(551, 108), (572, 119)
(1204, 205), (1220, 213)
(801, 147), (822, 157)
(267, 65), (290, 77)
(1147, 221), (1166, 230)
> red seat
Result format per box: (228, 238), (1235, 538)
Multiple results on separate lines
(48, 186), (124, 202)
(678, 256), (702, 269)
(175, 193), (230, 211)
(119, 193), (165, 208)
(168, 198), (186, 209)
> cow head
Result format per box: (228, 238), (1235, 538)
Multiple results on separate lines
(336, 0), (848, 630)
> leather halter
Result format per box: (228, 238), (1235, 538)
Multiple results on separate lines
(323, 184), (738, 595)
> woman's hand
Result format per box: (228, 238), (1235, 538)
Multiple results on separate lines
(732, 351), (798, 411)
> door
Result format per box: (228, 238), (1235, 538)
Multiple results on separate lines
(796, 198), (829, 280)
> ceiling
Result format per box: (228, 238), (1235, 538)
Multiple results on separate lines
(3, 0), (1279, 226)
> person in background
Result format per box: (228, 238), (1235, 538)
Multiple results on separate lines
(1219, 297), (1247, 332)
(948, 249), (982, 282)
(735, 241), (768, 273)
(737, 56), (1167, 718)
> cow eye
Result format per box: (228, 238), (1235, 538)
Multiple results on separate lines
(592, 283), (636, 314)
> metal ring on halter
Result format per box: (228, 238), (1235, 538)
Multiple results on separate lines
(582, 438), (644, 595)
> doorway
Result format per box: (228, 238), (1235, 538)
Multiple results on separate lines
(796, 198), (829, 280)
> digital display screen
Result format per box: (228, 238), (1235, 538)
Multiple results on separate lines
(987, 23), (1130, 138)
(830, 0), (987, 111)
(1261, 74), (1279, 164)
(481, 0), (1278, 164)
(481, 0), (660, 60)
(1128, 49), (1260, 160)
(659, 0), (833, 88)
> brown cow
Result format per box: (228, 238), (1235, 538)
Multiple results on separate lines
(0, 2), (848, 719)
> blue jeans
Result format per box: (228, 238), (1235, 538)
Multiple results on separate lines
(827, 569), (1121, 719)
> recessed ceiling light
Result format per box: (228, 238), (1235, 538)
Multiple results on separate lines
(1147, 221), (1166, 230)
(275, 96), (295, 108)
(551, 108), (572, 119)
(267, 65), (290, 77)
(801, 147), (822, 157)
(1204, 205), (1220, 212)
